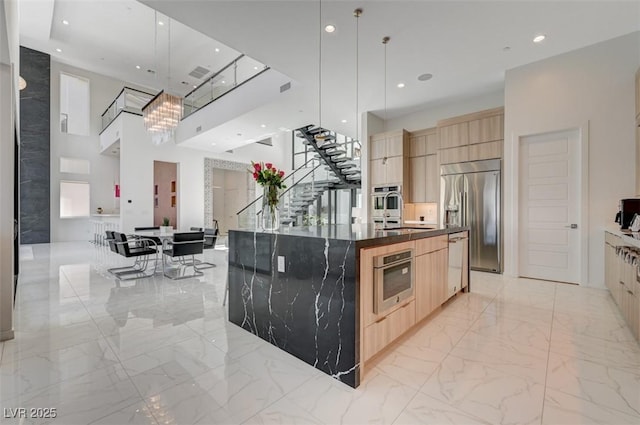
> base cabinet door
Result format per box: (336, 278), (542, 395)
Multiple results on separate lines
(363, 300), (415, 361)
(430, 248), (449, 312)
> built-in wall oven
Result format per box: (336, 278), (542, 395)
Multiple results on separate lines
(373, 249), (414, 314)
(372, 185), (402, 226)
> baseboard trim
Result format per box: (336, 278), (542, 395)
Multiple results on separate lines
(0, 329), (15, 341)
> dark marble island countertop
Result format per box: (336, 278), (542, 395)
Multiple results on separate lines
(231, 223), (469, 248)
(227, 224), (470, 389)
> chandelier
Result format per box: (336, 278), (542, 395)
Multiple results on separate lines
(142, 12), (182, 145)
(142, 90), (182, 145)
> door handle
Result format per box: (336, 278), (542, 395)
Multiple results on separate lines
(565, 224), (578, 229)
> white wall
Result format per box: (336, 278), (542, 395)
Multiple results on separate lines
(50, 61), (125, 242)
(119, 114), (290, 234)
(386, 90), (505, 132)
(504, 31), (640, 287)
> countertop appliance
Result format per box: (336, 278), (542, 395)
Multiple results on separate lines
(441, 159), (501, 273)
(616, 198), (640, 229)
(447, 232), (467, 297)
(373, 248), (414, 314)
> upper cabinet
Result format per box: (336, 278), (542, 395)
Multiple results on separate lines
(437, 107), (504, 164)
(368, 129), (410, 189)
(408, 128), (439, 203)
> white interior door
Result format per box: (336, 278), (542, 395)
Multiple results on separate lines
(519, 129), (581, 284)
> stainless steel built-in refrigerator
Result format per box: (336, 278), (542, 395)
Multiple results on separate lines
(441, 159), (501, 273)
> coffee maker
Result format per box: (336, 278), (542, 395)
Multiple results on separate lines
(616, 199), (640, 229)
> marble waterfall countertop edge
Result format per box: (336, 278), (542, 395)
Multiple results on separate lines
(231, 224), (469, 249)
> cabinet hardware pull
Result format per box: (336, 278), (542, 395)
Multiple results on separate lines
(375, 316), (387, 323)
(628, 290), (634, 295)
(401, 303), (411, 308)
(620, 281), (625, 285)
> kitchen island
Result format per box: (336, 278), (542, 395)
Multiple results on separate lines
(227, 224), (469, 388)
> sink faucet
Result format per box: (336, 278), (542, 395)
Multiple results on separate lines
(382, 190), (403, 229)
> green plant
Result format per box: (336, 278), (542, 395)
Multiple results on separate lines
(302, 214), (325, 226)
(162, 217), (170, 226)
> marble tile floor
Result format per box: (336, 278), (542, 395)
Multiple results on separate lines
(1, 241), (639, 425)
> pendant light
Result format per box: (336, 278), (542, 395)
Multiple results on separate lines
(314, 0), (325, 142)
(142, 12), (183, 145)
(354, 8), (362, 151)
(382, 36), (389, 133)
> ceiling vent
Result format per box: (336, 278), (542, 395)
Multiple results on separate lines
(189, 66), (211, 79)
(256, 137), (272, 146)
(280, 82), (291, 93)
(225, 149), (234, 153)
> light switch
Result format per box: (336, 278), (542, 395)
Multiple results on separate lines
(277, 256), (285, 272)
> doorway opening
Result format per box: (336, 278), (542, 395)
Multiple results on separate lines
(153, 161), (178, 228)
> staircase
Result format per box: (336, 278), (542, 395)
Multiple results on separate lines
(295, 125), (361, 188)
(237, 125), (361, 228)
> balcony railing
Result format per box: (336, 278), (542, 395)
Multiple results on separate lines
(100, 87), (156, 133)
(183, 54), (269, 119)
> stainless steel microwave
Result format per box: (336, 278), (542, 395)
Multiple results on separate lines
(373, 249), (414, 314)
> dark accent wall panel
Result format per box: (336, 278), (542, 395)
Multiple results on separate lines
(19, 47), (50, 244)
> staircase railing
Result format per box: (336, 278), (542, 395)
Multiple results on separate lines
(236, 158), (324, 228)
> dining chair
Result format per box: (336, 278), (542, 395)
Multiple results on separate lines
(108, 232), (159, 280)
(162, 231), (205, 280)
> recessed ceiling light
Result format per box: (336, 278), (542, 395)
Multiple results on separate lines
(215, 48), (220, 53)
(254, 66), (258, 70)
(158, 21), (164, 26)
(533, 34), (546, 43)
(341, 119), (347, 123)
(211, 142), (217, 146)
(324, 24), (336, 33)
(193, 85), (197, 88)
(55, 48), (62, 53)
(135, 65), (141, 69)
(417, 73), (433, 81)
(397, 83), (405, 88)
(221, 80), (226, 84)
(260, 124), (266, 128)
(62, 20), (69, 25)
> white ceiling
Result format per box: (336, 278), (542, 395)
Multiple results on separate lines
(19, 0), (640, 152)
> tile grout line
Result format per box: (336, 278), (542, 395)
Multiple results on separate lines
(539, 281), (558, 424)
(386, 282), (504, 424)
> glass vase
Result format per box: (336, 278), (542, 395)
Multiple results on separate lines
(261, 185), (279, 231)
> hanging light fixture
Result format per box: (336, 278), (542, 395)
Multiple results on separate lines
(353, 8), (362, 157)
(382, 36), (389, 132)
(142, 13), (183, 145)
(314, 0), (326, 143)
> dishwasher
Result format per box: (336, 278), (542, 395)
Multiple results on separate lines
(448, 232), (467, 298)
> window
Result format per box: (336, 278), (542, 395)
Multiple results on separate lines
(60, 157), (90, 174)
(60, 73), (90, 136)
(60, 181), (90, 218)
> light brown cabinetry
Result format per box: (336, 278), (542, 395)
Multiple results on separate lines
(363, 300), (415, 362)
(415, 246), (448, 322)
(368, 130), (410, 188)
(603, 231), (639, 342)
(437, 107), (504, 164)
(360, 235), (453, 364)
(439, 122), (469, 148)
(636, 67), (640, 194)
(408, 128), (439, 203)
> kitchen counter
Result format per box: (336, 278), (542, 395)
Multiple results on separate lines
(227, 224), (468, 388)
(605, 225), (640, 248)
